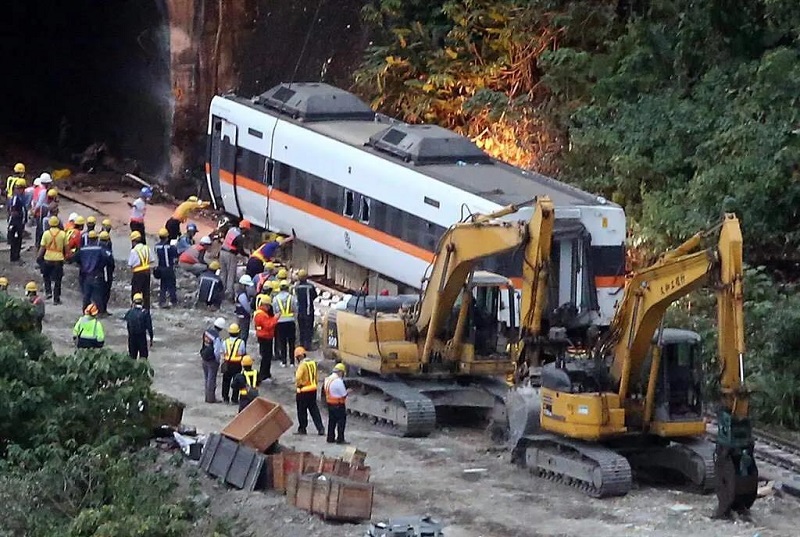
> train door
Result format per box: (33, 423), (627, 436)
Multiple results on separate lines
(219, 120), (243, 218)
(206, 116), (223, 209)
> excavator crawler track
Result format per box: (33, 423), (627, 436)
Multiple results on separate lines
(344, 377), (437, 437)
(626, 438), (716, 493)
(513, 434), (632, 498)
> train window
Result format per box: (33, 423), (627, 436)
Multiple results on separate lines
(322, 181), (339, 212)
(343, 190), (355, 218)
(386, 206), (403, 237)
(360, 197), (371, 224)
(308, 173), (323, 205)
(293, 170), (308, 200)
(403, 214), (422, 245)
(370, 200), (385, 230)
(248, 128), (263, 139)
(273, 162), (290, 191)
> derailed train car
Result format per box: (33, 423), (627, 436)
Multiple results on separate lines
(205, 82), (626, 333)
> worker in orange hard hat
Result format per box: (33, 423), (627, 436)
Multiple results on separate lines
(219, 219), (252, 301)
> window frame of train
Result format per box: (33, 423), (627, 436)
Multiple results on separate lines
(359, 196), (371, 224)
(343, 189), (355, 218)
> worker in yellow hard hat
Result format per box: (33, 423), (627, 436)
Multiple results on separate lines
(294, 268), (317, 349)
(324, 362), (349, 444)
(128, 230), (153, 309)
(231, 354), (259, 412)
(124, 292), (154, 359)
(6, 162), (26, 200)
(38, 215), (67, 304)
(221, 323), (247, 404)
(25, 281), (45, 332)
(197, 259), (224, 310)
(166, 195), (209, 240)
(247, 235), (293, 277)
(66, 215), (84, 263)
(155, 227), (178, 308)
(7, 177), (27, 263)
(97, 230), (114, 315)
(294, 346), (324, 435)
(274, 278), (296, 367)
(0, 276), (8, 295)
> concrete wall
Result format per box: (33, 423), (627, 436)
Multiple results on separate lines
(165, 0), (369, 186)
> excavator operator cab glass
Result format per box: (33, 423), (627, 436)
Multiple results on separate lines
(653, 329), (703, 423)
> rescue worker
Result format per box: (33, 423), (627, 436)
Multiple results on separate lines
(231, 355), (259, 412)
(124, 293), (154, 359)
(72, 303), (105, 348)
(294, 346), (324, 435)
(25, 281), (45, 332)
(128, 230), (153, 309)
(38, 215), (66, 303)
(324, 363), (349, 444)
(176, 223), (198, 255)
(101, 219), (113, 249)
(235, 274), (254, 343)
(246, 236), (292, 277)
(129, 187), (152, 244)
(29, 177), (42, 216)
(7, 179), (27, 263)
(197, 260), (224, 310)
(294, 269), (318, 350)
(33, 173), (52, 209)
(273, 279), (297, 367)
(219, 219), (251, 301)
(221, 323), (246, 404)
(253, 301), (278, 382)
(254, 284), (272, 310)
(6, 163), (26, 201)
(34, 187), (58, 246)
(66, 215), (85, 262)
(0, 277), (8, 294)
(154, 227), (178, 308)
(98, 231), (115, 315)
(72, 230), (107, 310)
(253, 262), (275, 294)
(179, 235), (211, 275)
(166, 196), (209, 240)
(200, 317), (226, 403)
(83, 215), (97, 240)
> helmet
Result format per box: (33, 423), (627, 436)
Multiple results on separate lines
(334, 363), (346, 373)
(188, 195), (199, 202)
(187, 223), (198, 232)
(294, 346), (307, 359)
(239, 219), (251, 230)
(33, 178), (41, 187)
(242, 355), (254, 367)
(277, 268), (288, 279)
(199, 236), (212, 245)
(15, 178), (26, 188)
(86, 216), (96, 225)
(132, 293), (143, 303)
(140, 187), (153, 198)
(297, 269), (308, 279)
(75, 216), (85, 226)
(102, 218), (112, 228)
(0, 277), (8, 288)
(158, 228), (169, 238)
(279, 279), (290, 289)
(25, 281), (37, 293)
(68, 212), (78, 222)
(13, 163), (25, 173)
(47, 188), (58, 198)
(238, 274), (254, 286)
(229, 323), (240, 334)
(39, 172), (52, 184)
(48, 216), (60, 227)
(99, 231), (110, 241)
(88, 230), (98, 239)
(213, 317), (226, 330)
(209, 260), (220, 271)
(130, 230), (142, 241)
(264, 262), (275, 270)
(84, 303), (99, 316)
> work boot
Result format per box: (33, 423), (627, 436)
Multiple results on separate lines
(293, 429), (307, 435)
(336, 439), (349, 445)
(317, 430), (325, 436)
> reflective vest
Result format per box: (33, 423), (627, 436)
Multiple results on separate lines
(239, 370), (258, 396)
(296, 360), (317, 393)
(42, 228), (66, 261)
(274, 294), (294, 320)
(224, 337), (244, 363)
(179, 244), (203, 264)
(222, 227), (241, 252)
(6, 175), (22, 198)
(254, 293), (271, 310)
(132, 243), (151, 272)
(324, 374), (346, 405)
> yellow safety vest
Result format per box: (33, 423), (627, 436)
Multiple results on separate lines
(132, 244), (151, 273)
(275, 295), (294, 320)
(225, 338), (244, 362)
(297, 360), (317, 393)
(255, 293), (271, 309)
(239, 370), (258, 396)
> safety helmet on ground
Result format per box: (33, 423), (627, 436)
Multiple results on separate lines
(86, 216), (96, 225)
(209, 260), (220, 271)
(277, 268), (288, 279)
(242, 355), (254, 367)
(188, 195), (199, 202)
(239, 219), (251, 230)
(294, 346), (307, 359)
(158, 228), (169, 238)
(15, 178), (26, 188)
(199, 235), (212, 245)
(0, 277), (8, 288)
(33, 178), (41, 187)
(99, 231), (110, 241)
(130, 230), (142, 241)
(132, 293), (143, 303)
(25, 281), (37, 293)
(84, 303), (99, 316)
(47, 188), (58, 198)
(187, 223), (198, 232)
(88, 230), (98, 240)
(48, 216), (60, 227)
(238, 274), (254, 286)
(279, 279), (290, 289)
(213, 317), (226, 330)
(228, 323), (240, 334)
(297, 269), (308, 280)
(40, 172), (52, 184)
(13, 163), (25, 174)
(68, 212), (78, 222)
(334, 363), (346, 373)
(75, 216), (85, 226)
(102, 218), (112, 228)
(140, 187), (153, 198)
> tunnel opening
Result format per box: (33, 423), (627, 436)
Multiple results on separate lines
(1, 0), (172, 178)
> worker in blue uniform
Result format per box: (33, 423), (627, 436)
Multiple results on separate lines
(71, 230), (108, 310)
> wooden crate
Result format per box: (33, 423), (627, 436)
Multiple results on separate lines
(222, 397), (293, 452)
(310, 474), (374, 522)
(341, 446), (367, 467)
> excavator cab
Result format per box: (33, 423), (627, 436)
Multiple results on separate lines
(651, 330), (704, 425)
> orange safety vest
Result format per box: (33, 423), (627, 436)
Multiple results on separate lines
(222, 227), (241, 252)
(132, 243), (151, 272)
(296, 360), (318, 393)
(42, 228), (66, 261)
(324, 374), (346, 405)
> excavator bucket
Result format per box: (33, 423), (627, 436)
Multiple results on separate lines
(714, 446), (758, 517)
(505, 385), (541, 447)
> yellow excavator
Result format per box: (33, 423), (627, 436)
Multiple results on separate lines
(322, 197), (555, 437)
(511, 213), (758, 516)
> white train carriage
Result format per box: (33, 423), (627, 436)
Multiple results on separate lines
(205, 83), (627, 331)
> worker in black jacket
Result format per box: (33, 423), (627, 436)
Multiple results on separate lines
(124, 293), (154, 359)
(231, 355), (259, 412)
(98, 231), (115, 315)
(198, 260), (224, 310)
(155, 227), (178, 308)
(294, 269), (317, 349)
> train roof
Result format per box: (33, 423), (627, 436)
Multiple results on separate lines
(219, 86), (614, 209)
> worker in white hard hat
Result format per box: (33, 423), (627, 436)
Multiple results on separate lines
(235, 274), (255, 344)
(200, 317), (227, 404)
(178, 235), (212, 276)
(324, 363), (349, 444)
